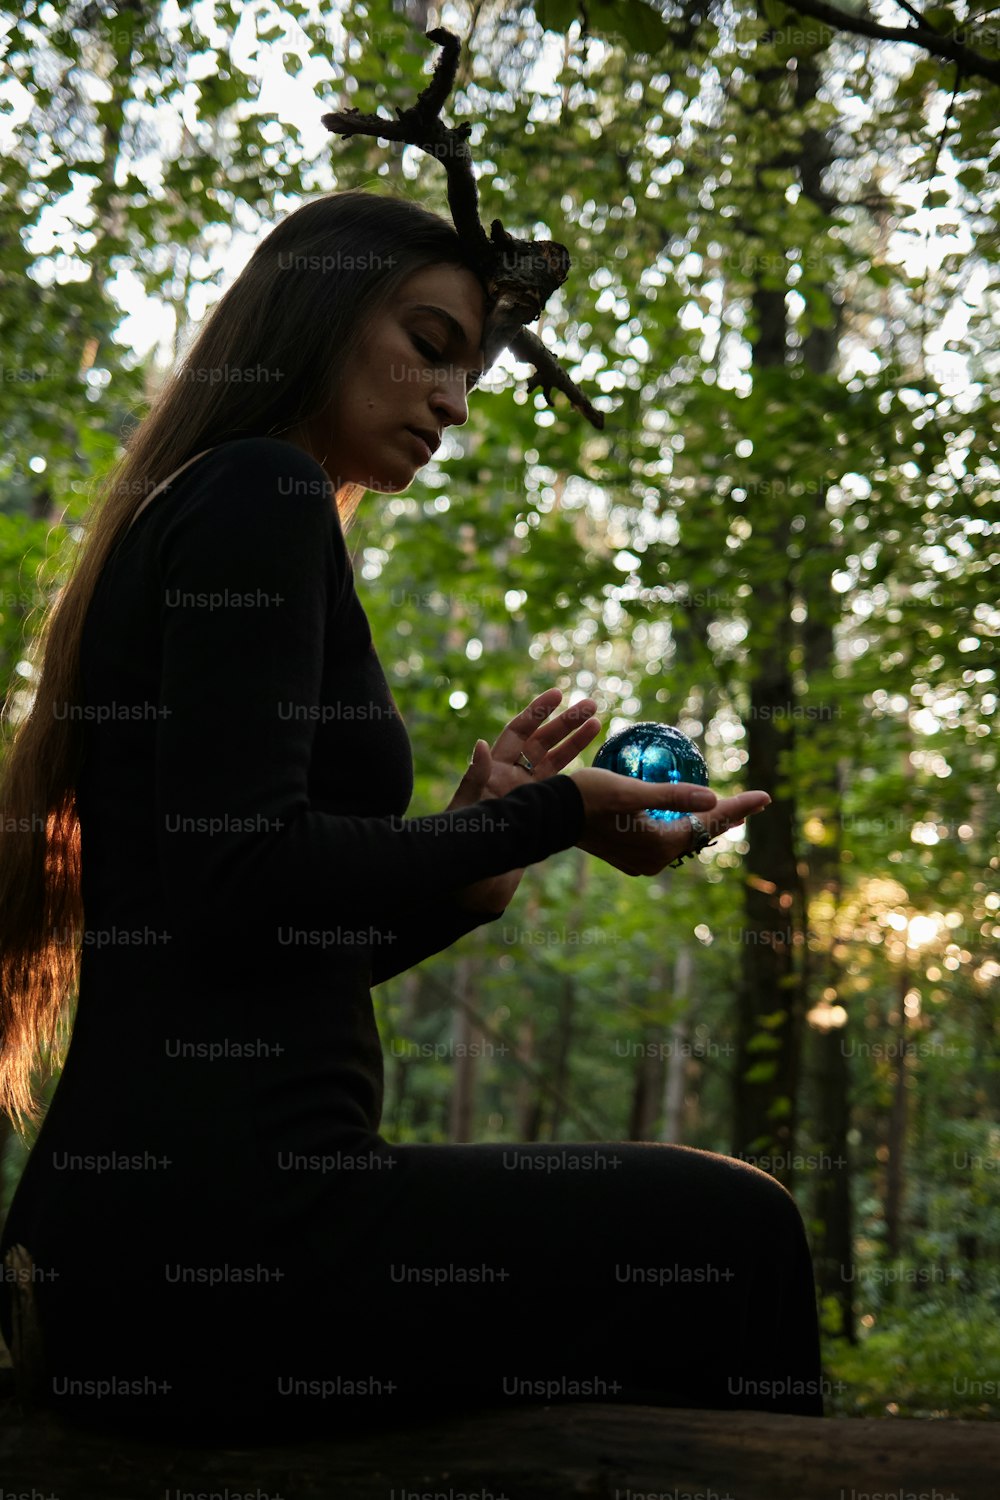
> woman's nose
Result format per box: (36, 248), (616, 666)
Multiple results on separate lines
(430, 376), (470, 430)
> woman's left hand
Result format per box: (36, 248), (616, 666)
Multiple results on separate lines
(444, 689), (601, 914)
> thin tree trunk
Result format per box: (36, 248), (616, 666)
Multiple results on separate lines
(546, 851), (588, 1138)
(389, 969), (421, 1138)
(662, 944), (694, 1143)
(514, 1016), (542, 1141)
(884, 960), (910, 1267)
(546, 971), (575, 1140)
(449, 956), (478, 1141)
(627, 953), (668, 1140)
(883, 722), (920, 1281)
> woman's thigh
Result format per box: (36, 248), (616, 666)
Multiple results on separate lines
(287, 1138), (823, 1425)
(26, 1138), (824, 1440)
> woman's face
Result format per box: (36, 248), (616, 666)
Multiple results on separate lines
(291, 261), (487, 494)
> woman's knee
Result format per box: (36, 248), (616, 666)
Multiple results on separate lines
(711, 1152), (810, 1237)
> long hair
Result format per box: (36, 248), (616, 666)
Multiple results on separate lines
(0, 188), (482, 1136)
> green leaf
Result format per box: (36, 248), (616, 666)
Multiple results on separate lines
(744, 1060), (779, 1085)
(536, 0), (670, 52)
(757, 1010), (789, 1030)
(535, 0), (579, 33)
(747, 1032), (783, 1053)
(588, 0), (672, 53)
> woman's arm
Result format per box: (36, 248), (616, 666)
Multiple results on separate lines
(435, 692), (601, 916)
(153, 441), (587, 956)
(369, 746), (525, 985)
(368, 888), (508, 986)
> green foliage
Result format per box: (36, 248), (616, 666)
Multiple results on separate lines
(536, 0), (673, 54)
(823, 1293), (1000, 1418)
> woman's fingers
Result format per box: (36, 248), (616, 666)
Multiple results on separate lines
(574, 769), (770, 818)
(620, 778), (718, 813)
(445, 738), (495, 811)
(497, 688), (563, 745)
(490, 688), (561, 764)
(716, 790), (771, 821)
(573, 769), (772, 876)
(637, 789), (771, 845)
(538, 708), (602, 773)
(534, 695), (598, 748)
(494, 689), (600, 772)
(702, 792), (771, 844)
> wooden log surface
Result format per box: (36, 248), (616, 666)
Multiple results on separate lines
(1, 1370), (997, 1500)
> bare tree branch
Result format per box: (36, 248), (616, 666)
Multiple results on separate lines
(889, 0), (930, 29)
(321, 27), (606, 429)
(778, 0), (1000, 86)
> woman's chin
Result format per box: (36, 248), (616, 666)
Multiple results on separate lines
(378, 464), (425, 494)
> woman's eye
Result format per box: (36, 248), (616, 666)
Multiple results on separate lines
(412, 336), (442, 361)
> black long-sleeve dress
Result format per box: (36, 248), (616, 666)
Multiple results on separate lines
(0, 439), (825, 1443)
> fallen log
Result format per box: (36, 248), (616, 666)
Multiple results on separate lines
(1, 1367), (996, 1500)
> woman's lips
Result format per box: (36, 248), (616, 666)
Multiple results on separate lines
(404, 428), (432, 463)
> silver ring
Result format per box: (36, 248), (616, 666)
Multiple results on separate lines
(687, 813), (710, 850)
(667, 812), (718, 869)
(516, 750), (534, 773)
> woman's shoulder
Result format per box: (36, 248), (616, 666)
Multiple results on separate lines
(131, 437), (345, 591)
(186, 436), (331, 493)
(155, 437), (335, 533)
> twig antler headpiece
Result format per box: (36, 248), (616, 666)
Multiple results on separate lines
(321, 27), (605, 430)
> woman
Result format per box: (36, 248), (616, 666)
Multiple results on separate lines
(0, 190), (824, 1443)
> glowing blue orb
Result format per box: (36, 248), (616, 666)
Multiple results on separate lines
(593, 721), (709, 822)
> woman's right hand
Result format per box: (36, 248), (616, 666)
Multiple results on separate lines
(568, 768), (771, 876)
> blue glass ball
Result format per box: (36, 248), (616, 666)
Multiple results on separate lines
(592, 721), (709, 822)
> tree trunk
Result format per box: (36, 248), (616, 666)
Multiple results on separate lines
(732, 6), (839, 1192)
(546, 971), (575, 1141)
(449, 956), (478, 1142)
(3, 1392), (1000, 1500)
(884, 960), (910, 1266)
(388, 970), (422, 1138)
(793, 38), (855, 1336)
(661, 944), (694, 1143)
(545, 851), (588, 1139)
(627, 954), (669, 1141)
(732, 469), (808, 1177)
(514, 1016), (542, 1142)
